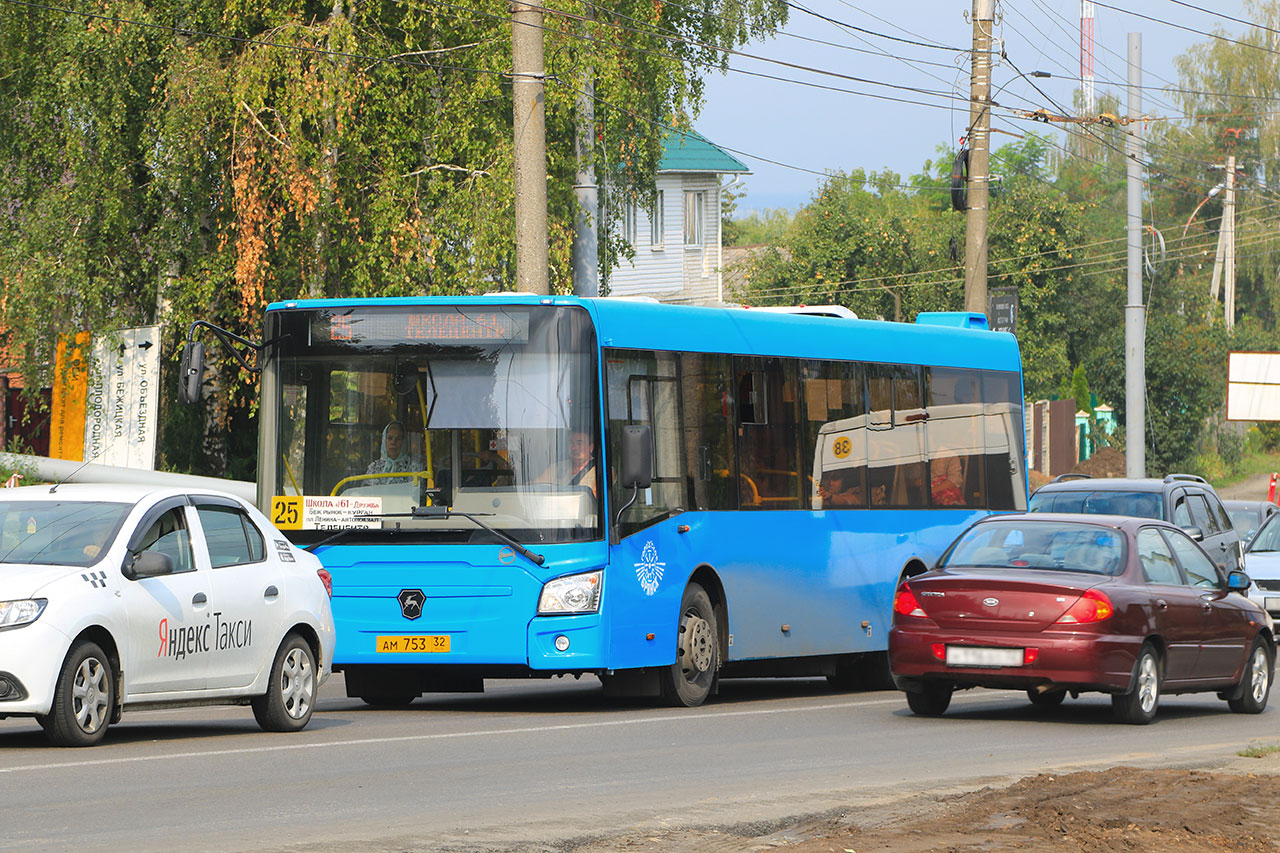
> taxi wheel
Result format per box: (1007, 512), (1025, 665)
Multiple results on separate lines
(252, 633), (317, 733)
(41, 641), (114, 747)
(1228, 638), (1273, 714)
(1112, 643), (1160, 725)
(659, 583), (719, 707)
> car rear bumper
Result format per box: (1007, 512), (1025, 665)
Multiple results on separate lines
(889, 626), (1139, 693)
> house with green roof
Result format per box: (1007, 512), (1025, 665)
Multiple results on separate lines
(607, 130), (749, 304)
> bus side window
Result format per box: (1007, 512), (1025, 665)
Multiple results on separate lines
(605, 349), (686, 538)
(926, 367), (984, 508)
(981, 370), (1028, 511)
(735, 357), (802, 510)
(680, 353), (735, 511)
(867, 364), (927, 508)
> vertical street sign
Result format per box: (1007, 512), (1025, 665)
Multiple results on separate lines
(82, 326), (161, 469)
(987, 286), (1019, 333)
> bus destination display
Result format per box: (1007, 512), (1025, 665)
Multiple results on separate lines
(316, 309), (530, 345)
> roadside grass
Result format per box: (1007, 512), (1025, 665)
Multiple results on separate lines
(1207, 448), (1280, 492)
(1238, 743), (1280, 759)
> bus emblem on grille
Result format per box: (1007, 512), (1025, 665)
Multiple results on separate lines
(399, 589), (425, 620)
(635, 540), (666, 596)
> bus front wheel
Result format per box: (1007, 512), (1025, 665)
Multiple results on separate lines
(660, 583), (719, 707)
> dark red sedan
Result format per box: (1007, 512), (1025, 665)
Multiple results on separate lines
(889, 513), (1275, 724)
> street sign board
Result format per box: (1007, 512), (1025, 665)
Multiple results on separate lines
(988, 286), (1018, 333)
(82, 326), (162, 468)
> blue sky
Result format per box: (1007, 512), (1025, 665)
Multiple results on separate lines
(693, 0), (1250, 213)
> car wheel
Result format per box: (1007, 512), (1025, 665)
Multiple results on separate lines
(1027, 689), (1066, 708)
(659, 583), (719, 707)
(41, 641), (114, 747)
(1228, 638), (1273, 714)
(905, 682), (953, 716)
(252, 633), (317, 732)
(1112, 643), (1160, 725)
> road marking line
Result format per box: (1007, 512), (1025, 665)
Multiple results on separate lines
(0, 697), (904, 775)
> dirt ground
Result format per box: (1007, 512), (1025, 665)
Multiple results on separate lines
(569, 755), (1280, 852)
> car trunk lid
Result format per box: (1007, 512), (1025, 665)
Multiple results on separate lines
(907, 571), (1105, 632)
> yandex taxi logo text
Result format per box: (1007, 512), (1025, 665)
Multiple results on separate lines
(157, 613), (254, 659)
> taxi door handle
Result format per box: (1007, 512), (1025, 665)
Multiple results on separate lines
(192, 592), (208, 606)
(264, 585), (279, 599)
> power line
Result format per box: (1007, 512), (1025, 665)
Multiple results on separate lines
(1091, 1), (1280, 58)
(782, 0), (963, 52)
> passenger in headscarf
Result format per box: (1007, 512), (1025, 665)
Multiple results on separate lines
(366, 420), (423, 484)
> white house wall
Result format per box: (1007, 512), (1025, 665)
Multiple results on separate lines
(608, 173), (725, 304)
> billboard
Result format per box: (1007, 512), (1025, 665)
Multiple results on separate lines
(1227, 351), (1280, 421)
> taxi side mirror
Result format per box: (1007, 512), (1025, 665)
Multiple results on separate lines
(123, 551), (174, 580)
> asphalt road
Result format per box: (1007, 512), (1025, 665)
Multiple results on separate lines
(1, 675), (1276, 852)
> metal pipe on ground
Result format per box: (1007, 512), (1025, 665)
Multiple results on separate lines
(0, 453), (255, 502)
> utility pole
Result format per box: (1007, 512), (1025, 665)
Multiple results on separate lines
(963, 0), (995, 316)
(1223, 154), (1237, 330)
(571, 5), (599, 298)
(1125, 32), (1146, 479)
(512, 1), (549, 295)
(1208, 155), (1237, 329)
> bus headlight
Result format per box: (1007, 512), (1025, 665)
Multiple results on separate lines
(0, 599), (46, 630)
(538, 571), (602, 615)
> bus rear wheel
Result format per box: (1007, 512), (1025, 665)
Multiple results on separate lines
(660, 583), (719, 707)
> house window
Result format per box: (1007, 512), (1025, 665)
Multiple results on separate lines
(650, 190), (664, 248)
(683, 190), (704, 247)
(621, 201), (638, 246)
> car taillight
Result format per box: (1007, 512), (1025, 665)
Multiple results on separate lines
(894, 586), (926, 619)
(317, 568), (333, 598)
(1053, 588), (1112, 624)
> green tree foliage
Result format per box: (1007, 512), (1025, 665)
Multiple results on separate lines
(0, 0), (785, 474)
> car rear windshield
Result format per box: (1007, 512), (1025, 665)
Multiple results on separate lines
(943, 520), (1127, 575)
(1028, 488), (1162, 519)
(0, 501), (131, 567)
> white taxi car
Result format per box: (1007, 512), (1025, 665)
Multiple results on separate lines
(0, 484), (334, 746)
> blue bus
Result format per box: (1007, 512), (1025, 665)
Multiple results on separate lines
(240, 295), (1027, 706)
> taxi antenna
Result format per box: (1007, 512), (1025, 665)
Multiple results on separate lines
(49, 449), (102, 494)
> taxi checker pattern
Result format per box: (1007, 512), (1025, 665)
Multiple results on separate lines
(0, 484), (336, 747)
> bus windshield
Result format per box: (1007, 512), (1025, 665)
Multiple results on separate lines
(263, 304), (601, 543)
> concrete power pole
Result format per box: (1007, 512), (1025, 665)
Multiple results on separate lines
(963, 0), (995, 316)
(512, 1), (550, 295)
(571, 10), (600, 298)
(1223, 154), (1237, 330)
(1125, 32), (1146, 479)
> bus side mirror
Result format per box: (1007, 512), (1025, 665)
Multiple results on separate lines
(620, 424), (653, 489)
(178, 341), (205, 405)
(394, 363), (421, 396)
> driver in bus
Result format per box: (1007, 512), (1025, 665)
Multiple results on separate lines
(534, 429), (598, 499)
(366, 420), (424, 484)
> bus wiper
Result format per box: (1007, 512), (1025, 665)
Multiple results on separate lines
(358, 506), (546, 566)
(304, 525), (407, 552)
